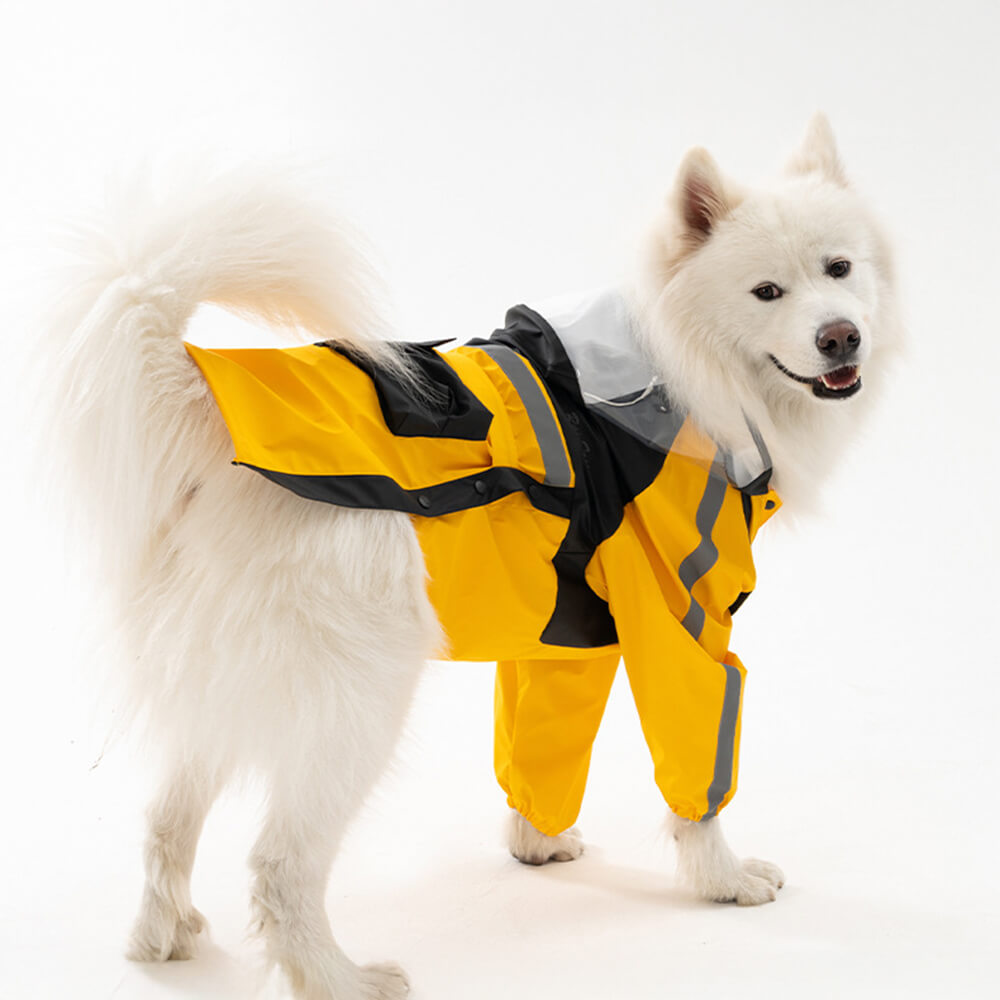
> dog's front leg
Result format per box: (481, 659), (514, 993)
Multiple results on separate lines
(507, 809), (585, 865)
(668, 812), (784, 905)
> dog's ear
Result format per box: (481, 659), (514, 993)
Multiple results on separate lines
(671, 147), (738, 244)
(787, 112), (848, 186)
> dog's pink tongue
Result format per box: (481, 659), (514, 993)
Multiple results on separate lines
(821, 366), (859, 389)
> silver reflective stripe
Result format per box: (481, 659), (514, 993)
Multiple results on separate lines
(678, 459), (727, 640)
(476, 344), (573, 488)
(702, 661), (743, 820)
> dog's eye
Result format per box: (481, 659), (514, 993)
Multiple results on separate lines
(827, 259), (851, 279)
(752, 283), (783, 302)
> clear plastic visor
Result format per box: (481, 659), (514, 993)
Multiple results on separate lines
(532, 289), (771, 492)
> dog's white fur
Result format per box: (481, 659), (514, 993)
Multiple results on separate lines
(637, 114), (901, 511)
(47, 117), (900, 998)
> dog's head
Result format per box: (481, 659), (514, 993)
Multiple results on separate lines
(638, 114), (902, 474)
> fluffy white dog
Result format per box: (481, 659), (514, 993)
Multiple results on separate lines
(49, 115), (901, 999)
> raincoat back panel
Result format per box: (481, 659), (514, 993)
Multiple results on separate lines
(186, 339), (606, 661)
(185, 342), (496, 489)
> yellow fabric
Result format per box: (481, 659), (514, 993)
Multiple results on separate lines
(186, 339), (781, 831)
(494, 654), (620, 836)
(416, 494), (594, 662)
(495, 450), (778, 830)
(186, 340), (590, 661)
(187, 342), (496, 489)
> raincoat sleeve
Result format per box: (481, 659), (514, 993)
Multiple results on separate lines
(594, 512), (746, 824)
(494, 652), (621, 837)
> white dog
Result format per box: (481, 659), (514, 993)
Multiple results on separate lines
(49, 115), (901, 999)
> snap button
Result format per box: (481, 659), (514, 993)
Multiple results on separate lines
(473, 480), (487, 496)
(765, 499), (775, 510)
(417, 495), (431, 510)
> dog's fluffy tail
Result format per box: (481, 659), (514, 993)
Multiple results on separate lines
(46, 167), (398, 592)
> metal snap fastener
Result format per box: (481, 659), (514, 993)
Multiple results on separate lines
(417, 495), (431, 509)
(473, 480), (487, 496)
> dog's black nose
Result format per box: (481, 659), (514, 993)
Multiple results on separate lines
(816, 320), (861, 360)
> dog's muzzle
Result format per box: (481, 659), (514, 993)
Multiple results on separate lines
(769, 354), (863, 400)
(769, 319), (864, 400)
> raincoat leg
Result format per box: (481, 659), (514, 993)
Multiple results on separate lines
(620, 648), (746, 823)
(494, 654), (620, 836)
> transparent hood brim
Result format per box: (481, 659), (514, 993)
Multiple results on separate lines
(531, 288), (772, 493)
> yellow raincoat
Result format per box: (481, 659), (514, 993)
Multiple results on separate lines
(186, 291), (780, 831)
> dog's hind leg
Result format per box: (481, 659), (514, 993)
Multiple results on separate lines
(668, 812), (784, 905)
(247, 654), (421, 1000)
(127, 759), (228, 961)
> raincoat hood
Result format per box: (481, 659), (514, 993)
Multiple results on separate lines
(534, 289), (773, 492)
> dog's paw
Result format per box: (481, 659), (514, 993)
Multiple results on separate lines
(713, 859), (785, 906)
(360, 961), (410, 999)
(126, 896), (206, 961)
(669, 814), (784, 907)
(507, 810), (584, 865)
(742, 857), (785, 889)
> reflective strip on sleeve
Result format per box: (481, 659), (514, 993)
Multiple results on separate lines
(678, 459), (727, 640)
(701, 660), (743, 821)
(476, 344), (573, 488)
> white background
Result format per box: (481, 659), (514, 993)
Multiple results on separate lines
(2, 2), (998, 998)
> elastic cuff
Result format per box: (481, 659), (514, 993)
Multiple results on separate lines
(668, 803), (706, 824)
(506, 796), (573, 838)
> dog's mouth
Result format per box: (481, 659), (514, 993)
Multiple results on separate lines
(769, 355), (862, 400)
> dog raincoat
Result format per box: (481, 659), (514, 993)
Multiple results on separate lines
(186, 290), (781, 830)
